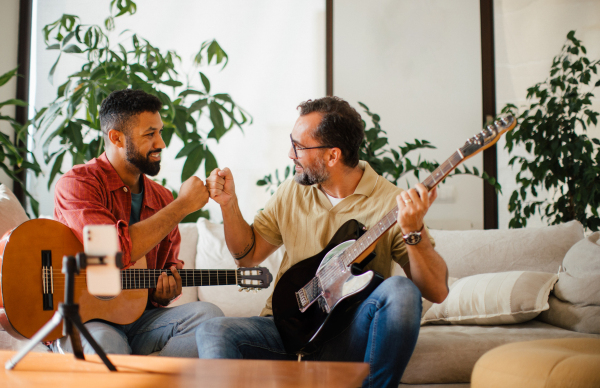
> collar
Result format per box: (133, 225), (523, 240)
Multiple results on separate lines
(353, 161), (379, 197)
(97, 153), (161, 210)
(312, 160), (379, 199)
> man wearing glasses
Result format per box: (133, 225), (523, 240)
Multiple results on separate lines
(198, 96), (448, 388)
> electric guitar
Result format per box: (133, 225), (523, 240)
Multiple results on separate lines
(0, 219), (273, 342)
(272, 114), (516, 354)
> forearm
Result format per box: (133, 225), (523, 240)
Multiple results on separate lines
(129, 199), (187, 262)
(220, 197), (261, 267)
(405, 239), (449, 303)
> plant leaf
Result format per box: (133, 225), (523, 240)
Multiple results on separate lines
(181, 146), (205, 181)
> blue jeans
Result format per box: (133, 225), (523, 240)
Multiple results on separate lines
(195, 276), (422, 388)
(51, 301), (223, 357)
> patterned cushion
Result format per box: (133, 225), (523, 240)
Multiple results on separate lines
(422, 271), (558, 325)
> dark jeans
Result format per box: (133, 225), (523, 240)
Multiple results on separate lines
(195, 276), (422, 388)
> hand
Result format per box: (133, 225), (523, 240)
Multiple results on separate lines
(207, 167), (236, 206)
(151, 264), (183, 306)
(177, 176), (209, 213)
(396, 184), (437, 234)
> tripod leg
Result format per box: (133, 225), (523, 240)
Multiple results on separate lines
(65, 318), (85, 360)
(70, 315), (117, 372)
(5, 311), (64, 370)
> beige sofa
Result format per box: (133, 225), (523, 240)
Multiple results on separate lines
(1, 184), (599, 387)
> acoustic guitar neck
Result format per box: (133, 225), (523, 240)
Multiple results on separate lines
(120, 268), (241, 289)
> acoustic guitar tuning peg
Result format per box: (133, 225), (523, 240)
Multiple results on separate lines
(238, 287), (244, 292)
(246, 288), (251, 292)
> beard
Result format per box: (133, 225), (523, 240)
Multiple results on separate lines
(125, 139), (161, 177)
(293, 158), (329, 186)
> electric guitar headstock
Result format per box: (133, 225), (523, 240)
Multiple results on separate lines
(459, 114), (516, 161)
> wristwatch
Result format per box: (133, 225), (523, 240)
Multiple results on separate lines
(402, 225), (424, 245)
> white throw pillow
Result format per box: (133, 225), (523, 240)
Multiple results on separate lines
(195, 218), (284, 317)
(169, 223), (200, 307)
(422, 271), (558, 325)
(537, 232), (600, 334)
(0, 184), (29, 237)
(554, 232), (600, 305)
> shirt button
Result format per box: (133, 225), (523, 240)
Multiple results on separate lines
(123, 187), (128, 192)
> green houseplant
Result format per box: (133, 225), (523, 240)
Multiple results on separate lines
(258, 102), (501, 194)
(36, 0), (251, 221)
(501, 31), (600, 231)
(0, 67), (42, 216)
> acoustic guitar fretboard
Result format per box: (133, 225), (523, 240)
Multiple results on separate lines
(120, 269), (239, 289)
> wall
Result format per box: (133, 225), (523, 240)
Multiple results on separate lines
(333, 0), (485, 230)
(495, 0), (600, 229)
(29, 0), (325, 221)
(0, 0), (21, 191)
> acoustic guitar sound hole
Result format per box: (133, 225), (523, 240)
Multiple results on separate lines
(94, 295), (117, 301)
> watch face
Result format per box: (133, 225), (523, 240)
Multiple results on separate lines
(404, 232), (422, 245)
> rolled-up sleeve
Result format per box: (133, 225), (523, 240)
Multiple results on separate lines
(54, 172), (135, 268)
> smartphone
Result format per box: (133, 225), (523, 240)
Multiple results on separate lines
(83, 225), (121, 297)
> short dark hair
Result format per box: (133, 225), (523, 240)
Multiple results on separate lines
(99, 89), (162, 137)
(297, 96), (364, 168)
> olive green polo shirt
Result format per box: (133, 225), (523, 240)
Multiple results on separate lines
(254, 161), (434, 316)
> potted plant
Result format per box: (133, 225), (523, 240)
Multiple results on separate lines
(501, 31), (600, 231)
(0, 67), (41, 216)
(35, 0), (251, 221)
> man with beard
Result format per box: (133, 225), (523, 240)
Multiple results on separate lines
(197, 96), (448, 388)
(52, 89), (223, 357)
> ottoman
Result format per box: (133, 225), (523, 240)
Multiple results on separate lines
(471, 338), (600, 388)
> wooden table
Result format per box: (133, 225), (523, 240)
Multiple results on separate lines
(0, 350), (368, 388)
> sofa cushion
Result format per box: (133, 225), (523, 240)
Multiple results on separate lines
(537, 295), (600, 335)
(401, 320), (600, 385)
(535, 232), (600, 335)
(169, 223), (200, 307)
(195, 218), (284, 317)
(553, 232), (600, 305)
(422, 271), (558, 325)
(429, 221), (584, 278)
(0, 184), (29, 237)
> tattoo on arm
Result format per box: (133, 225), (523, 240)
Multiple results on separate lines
(233, 225), (256, 260)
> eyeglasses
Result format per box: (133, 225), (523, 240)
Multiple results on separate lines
(290, 134), (332, 159)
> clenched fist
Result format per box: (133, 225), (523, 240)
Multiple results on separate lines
(207, 167), (236, 207)
(177, 176), (209, 213)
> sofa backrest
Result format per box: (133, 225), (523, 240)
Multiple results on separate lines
(180, 218), (585, 316)
(429, 221), (585, 278)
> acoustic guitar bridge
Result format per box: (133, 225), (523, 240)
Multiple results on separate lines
(41, 250), (54, 311)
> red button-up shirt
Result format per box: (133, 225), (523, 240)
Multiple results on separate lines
(54, 153), (182, 271)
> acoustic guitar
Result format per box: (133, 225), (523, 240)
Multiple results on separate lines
(0, 219), (272, 342)
(272, 114), (516, 354)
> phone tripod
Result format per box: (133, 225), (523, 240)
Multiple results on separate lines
(5, 254), (117, 371)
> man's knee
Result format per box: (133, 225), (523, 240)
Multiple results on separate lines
(195, 316), (235, 341)
(82, 321), (130, 355)
(182, 301), (225, 324)
(379, 276), (422, 314)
